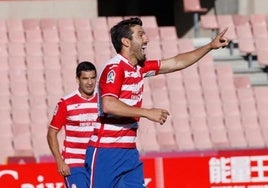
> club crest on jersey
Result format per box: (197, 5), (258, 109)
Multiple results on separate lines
(107, 70), (116, 83)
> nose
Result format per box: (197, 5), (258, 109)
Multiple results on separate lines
(144, 34), (149, 43)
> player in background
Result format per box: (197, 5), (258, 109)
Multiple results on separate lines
(47, 61), (99, 188)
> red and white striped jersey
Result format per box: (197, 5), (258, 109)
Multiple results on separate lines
(50, 90), (99, 167)
(90, 54), (160, 148)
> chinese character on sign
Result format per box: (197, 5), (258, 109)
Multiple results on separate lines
(209, 157), (231, 183)
(250, 156), (268, 182)
(230, 156), (251, 183)
(209, 155), (268, 184)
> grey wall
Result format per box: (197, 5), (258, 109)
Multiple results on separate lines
(0, 0), (97, 19)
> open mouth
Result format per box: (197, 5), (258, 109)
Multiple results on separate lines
(141, 46), (146, 55)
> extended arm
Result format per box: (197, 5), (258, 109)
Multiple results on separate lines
(159, 28), (229, 74)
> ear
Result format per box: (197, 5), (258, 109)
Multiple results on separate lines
(121, 37), (130, 47)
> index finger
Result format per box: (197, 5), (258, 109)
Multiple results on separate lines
(219, 27), (228, 37)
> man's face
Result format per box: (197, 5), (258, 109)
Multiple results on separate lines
(77, 70), (97, 98)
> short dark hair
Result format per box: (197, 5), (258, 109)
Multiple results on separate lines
(76, 61), (96, 78)
(110, 17), (143, 53)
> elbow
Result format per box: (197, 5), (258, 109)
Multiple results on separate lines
(102, 96), (116, 114)
(102, 102), (112, 114)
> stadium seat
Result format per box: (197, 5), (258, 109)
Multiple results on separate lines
(40, 18), (57, 30)
(217, 15), (236, 39)
(244, 127), (265, 148)
(0, 29), (8, 43)
(255, 37), (268, 50)
(192, 129), (212, 149)
(25, 29), (43, 43)
(138, 119), (160, 152)
(74, 18), (91, 30)
(237, 38), (255, 68)
(8, 30), (25, 43)
(28, 80), (46, 96)
(175, 131), (195, 150)
(227, 129), (247, 148)
(161, 39), (179, 58)
(57, 18), (75, 31)
(42, 29), (59, 42)
(8, 42), (25, 56)
(25, 42), (43, 56)
(59, 29), (76, 42)
(140, 16), (158, 28)
(144, 27), (160, 41)
(0, 43), (8, 57)
(182, 0), (207, 37)
(43, 42), (60, 56)
(224, 114), (243, 131)
(233, 76), (251, 89)
(205, 100), (223, 117)
(256, 49), (268, 66)
(26, 55), (44, 70)
(43, 55), (61, 70)
(76, 28), (93, 42)
(29, 94), (47, 109)
(210, 128), (229, 148)
(6, 18), (23, 31)
(107, 16), (123, 28)
(59, 42), (77, 56)
(250, 14), (267, 26)
(29, 108), (48, 124)
(159, 26), (177, 41)
(0, 136), (14, 163)
(11, 108), (30, 125)
(252, 24), (268, 38)
(217, 15), (237, 55)
(190, 116), (208, 132)
(91, 17), (110, 41)
(177, 38), (195, 52)
(200, 14), (218, 38)
(233, 14), (249, 26)
(23, 18), (40, 31)
(157, 132), (177, 151)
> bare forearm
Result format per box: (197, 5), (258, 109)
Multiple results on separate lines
(159, 28), (228, 74)
(102, 96), (149, 118)
(47, 129), (63, 163)
(160, 43), (212, 74)
(175, 43), (212, 69)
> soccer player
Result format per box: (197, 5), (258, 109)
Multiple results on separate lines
(86, 17), (229, 187)
(47, 61), (99, 188)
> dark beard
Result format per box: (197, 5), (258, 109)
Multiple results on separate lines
(137, 56), (146, 67)
(138, 60), (145, 67)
